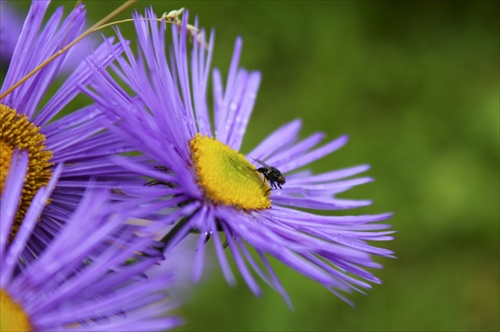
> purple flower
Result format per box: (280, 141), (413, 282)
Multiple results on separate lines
(0, 1), (142, 259)
(85, 8), (394, 306)
(0, 151), (182, 331)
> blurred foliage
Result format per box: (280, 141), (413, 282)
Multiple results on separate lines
(2, 0), (499, 331)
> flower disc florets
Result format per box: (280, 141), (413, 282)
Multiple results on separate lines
(190, 133), (271, 210)
(0, 289), (32, 331)
(0, 104), (53, 238)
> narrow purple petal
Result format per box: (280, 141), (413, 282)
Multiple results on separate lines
(228, 71), (261, 151)
(267, 132), (325, 167)
(35, 37), (124, 126)
(221, 222), (262, 296)
(278, 135), (349, 173)
(247, 119), (302, 160)
(1, 163), (62, 287)
(210, 212), (236, 285)
(272, 195), (372, 210)
(288, 164), (371, 184)
(192, 206), (211, 282)
(215, 37), (243, 140)
(0, 150), (28, 270)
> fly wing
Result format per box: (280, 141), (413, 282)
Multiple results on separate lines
(252, 157), (271, 169)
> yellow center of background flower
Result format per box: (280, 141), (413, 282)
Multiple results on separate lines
(0, 104), (53, 239)
(0, 289), (32, 331)
(190, 133), (271, 210)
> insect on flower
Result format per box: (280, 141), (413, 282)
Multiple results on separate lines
(252, 158), (286, 192)
(83, 7), (394, 308)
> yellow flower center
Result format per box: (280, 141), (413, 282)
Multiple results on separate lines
(0, 104), (53, 239)
(190, 133), (271, 210)
(0, 289), (32, 331)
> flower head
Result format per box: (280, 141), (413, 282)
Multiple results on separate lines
(85, 8), (394, 306)
(0, 151), (181, 331)
(0, 1), (142, 258)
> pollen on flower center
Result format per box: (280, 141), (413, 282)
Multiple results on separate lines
(0, 289), (32, 331)
(189, 133), (271, 210)
(0, 104), (53, 239)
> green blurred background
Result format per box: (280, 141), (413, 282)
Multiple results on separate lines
(5, 0), (499, 331)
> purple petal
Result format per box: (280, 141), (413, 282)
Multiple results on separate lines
(247, 119), (302, 160)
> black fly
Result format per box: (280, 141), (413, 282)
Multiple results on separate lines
(251, 158), (286, 193)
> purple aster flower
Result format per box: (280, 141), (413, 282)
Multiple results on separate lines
(0, 150), (182, 331)
(85, 8), (394, 306)
(0, 1), (142, 259)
